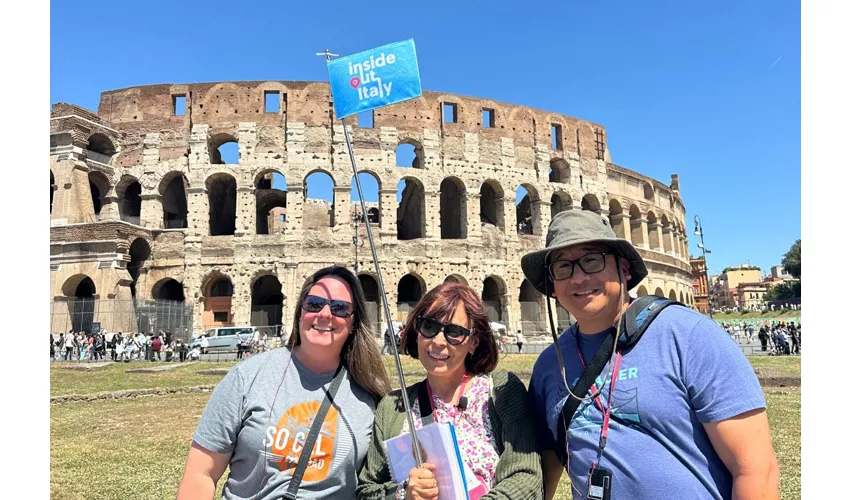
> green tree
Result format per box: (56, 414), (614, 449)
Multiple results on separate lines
(781, 239), (801, 279)
(765, 282), (795, 302)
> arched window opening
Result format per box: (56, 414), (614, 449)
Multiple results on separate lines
(50, 171), (56, 215)
(351, 172), (381, 228)
(668, 290), (677, 301)
(643, 183), (654, 201)
(549, 159), (569, 183)
(647, 211), (661, 250)
(444, 275), (468, 285)
(87, 133), (115, 164)
(118, 180), (142, 225)
(654, 287), (664, 297)
(551, 192), (572, 221)
(608, 200), (625, 238)
(480, 181), (505, 230)
(359, 275), (381, 335)
(397, 274), (424, 320)
(256, 172), (287, 235)
(88, 172), (109, 218)
(210, 279), (234, 297)
(209, 133), (239, 165)
(395, 140), (423, 168)
(204, 276), (234, 328)
(70, 276), (96, 334)
(515, 184), (540, 236)
(581, 194), (601, 214)
(661, 215), (673, 254)
(519, 279), (541, 333)
(636, 285), (649, 297)
(251, 275), (283, 335)
(440, 177), (466, 239)
(397, 178), (425, 240)
(629, 205), (644, 246)
(162, 174), (188, 229)
(207, 174), (237, 236)
(153, 278), (185, 302)
(128, 238), (151, 299)
(482, 277), (505, 322)
(304, 171), (335, 228)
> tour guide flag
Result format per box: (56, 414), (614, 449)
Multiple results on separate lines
(327, 39), (422, 119)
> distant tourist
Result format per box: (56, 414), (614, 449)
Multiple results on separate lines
(515, 330), (525, 353)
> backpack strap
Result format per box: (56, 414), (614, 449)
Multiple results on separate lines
(619, 296), (683, 349)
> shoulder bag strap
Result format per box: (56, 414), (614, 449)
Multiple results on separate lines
(417, 380), (434, 427)
(283, 365), (347, 500)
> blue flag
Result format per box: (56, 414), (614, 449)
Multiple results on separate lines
(328, 39), (422, 119)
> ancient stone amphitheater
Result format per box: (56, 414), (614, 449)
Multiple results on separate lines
(49, 81), (695, 339)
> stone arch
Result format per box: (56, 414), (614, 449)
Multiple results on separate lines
(661, 214), (673, 254)
(397, 177), (425, 240)
(209, 132), (239, 165)
(116, 175), (142, 224)
(519, 279), (542, 333)
(482, 275), (507, 322)
(251, 275), (284, 332)
(128, 238), (151, 299)
(351, 171), (382, 228)
(202, 273), (234, 328)
(643, 182), (654, 201)
(151, 278), (186, 302)
(480, 180), (505, 230)
(629, 205), (644, 246)
(654, 287), (664, 297)
(358, 274), (382, 335)
(581, 194), (601, 214)
(88, 171), (110, 217)
(304, 169), (335, 228)
(636, 285), (648, 297)
(608, 199), (626, 239)
(444, 274), (469, 285)
(87, 133), (116, 163)
(160, 172), (188, 229)
(679, 291), (685, 303)
(62, 274), (97, 334)
(62, 274), (97, 298)
(256, 169), (288, 234)
(668, 289), (677, 301)
(440, 177), (467, 239)
(206, 173), (237, 236)
(647, 211), (661, 250)
(549, 158), (570, 184)
(396, 139), (424, 168)
(515, 183), (541, 236)
(551, 191), (572, 220)
(397, 273), (426, 319)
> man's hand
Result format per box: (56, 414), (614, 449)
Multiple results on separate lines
(404, 463), (439, 500)
(704, 408), (780, 500)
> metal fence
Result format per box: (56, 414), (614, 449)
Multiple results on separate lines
(51, 298), (195, 342)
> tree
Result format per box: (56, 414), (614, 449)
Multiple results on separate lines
(781, 239), (801, 279)
(765, 282), (795, 302)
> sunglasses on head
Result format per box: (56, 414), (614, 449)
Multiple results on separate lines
(415, 316), (472, 346)
(302, 295), (355, 318)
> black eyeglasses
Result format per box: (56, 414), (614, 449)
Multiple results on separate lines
(302, 295), (355, 318)
(415, 316), (471, 346)
(548, 252), (609, 280)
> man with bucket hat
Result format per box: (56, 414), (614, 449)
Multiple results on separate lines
(523, 210), (779, 500)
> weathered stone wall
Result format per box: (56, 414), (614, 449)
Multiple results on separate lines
(50, 81), (695, 336)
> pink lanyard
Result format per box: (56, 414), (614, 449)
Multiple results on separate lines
(425, 373), (469, 423)
(576, 346), (622, 452)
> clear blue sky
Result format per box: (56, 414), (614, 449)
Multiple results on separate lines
(50, 0), (800, 275)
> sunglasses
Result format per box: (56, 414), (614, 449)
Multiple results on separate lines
(415, 316), (472, 346)
(302, 295), (355, 318)
(548, 252), (609, 280)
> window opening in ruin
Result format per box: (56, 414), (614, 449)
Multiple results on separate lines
(210, 279), (234, 297)
(551, 124), (563, 150)
(482, 108), (494, 128)
(210, 133), (239, 164)
(643, 183), (654, 201)
(88, 171), (109, 218)
(551, 192), (571, 220)
(256, 172), (287, 235)
(87, 133), (116, 162)
(90, 182), (102, 215)
(357, 110), (374, 128)
(162, 174), (188, 229)
(207, 174), (237, 236)
(71, 276), (96, 333)
(519, 279), (541, 333)
(395, 141), (422, 168)
(154, 279), (185, 302)
(440, 177), (467, 239)
(119, 180), (142, 225)
(479, 181), (505, 230)
(515, 185), (536, 235)
(128, 238), (150, 299)
(264, 91), (280, 113)
(482, 277), (504, 322)
(397, 178), (425, 240)
(397, 274), (424, 319)
(252, 276), (283, 334)
(595, 128), (605, 160)
(304, 171), (335, 228)
(581, 194), (600, 214)
(443, 103), (457, 123)
(351, 172), (380, 227)
(173, 95), (186, 116)
(358, 274), (382, 334)
(549, 159), (569, 183)
(608, 199), (625, 239)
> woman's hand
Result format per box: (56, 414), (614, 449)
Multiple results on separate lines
(404, 462), (439, 500)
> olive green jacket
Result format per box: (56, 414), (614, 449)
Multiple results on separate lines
(356, 370), (543, 499)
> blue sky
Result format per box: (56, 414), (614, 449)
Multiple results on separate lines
(50, 0), (800, 275)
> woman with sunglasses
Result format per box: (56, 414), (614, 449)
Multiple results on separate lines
(357, 282), (542, 500)
(177, 266), (390, 500)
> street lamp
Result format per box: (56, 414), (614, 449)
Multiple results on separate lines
(694, 215), (714, 319)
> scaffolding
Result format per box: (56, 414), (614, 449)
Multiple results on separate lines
(50, 298), (195, 343)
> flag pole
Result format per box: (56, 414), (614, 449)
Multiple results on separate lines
(317, 49), (425, 468)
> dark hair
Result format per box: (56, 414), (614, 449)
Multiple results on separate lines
(286, 266), (390, 400)
(399, 282), (498, 375)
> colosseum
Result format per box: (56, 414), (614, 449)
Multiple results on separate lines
(49, 80), (695, 341)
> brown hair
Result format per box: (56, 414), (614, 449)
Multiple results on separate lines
(399, 282), (498, 375)
(286, 266), (390, 400)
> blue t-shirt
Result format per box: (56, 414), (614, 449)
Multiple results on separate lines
(528, 305), (765, 500)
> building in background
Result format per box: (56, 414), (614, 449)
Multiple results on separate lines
(689, 256), (709, 314)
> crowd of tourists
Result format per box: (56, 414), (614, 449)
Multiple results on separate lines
(719, 320), (801, 355)
(168, 210), (780, 500)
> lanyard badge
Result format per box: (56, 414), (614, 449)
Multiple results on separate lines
(588, 465), (612, 500)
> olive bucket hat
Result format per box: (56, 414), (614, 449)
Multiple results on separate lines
(520, 210), (648, 294)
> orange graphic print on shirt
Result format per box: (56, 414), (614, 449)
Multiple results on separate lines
(261, 401), (339, 482)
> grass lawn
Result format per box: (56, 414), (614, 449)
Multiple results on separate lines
(49, 387), (800, 500)
(710, 311), (801, 322)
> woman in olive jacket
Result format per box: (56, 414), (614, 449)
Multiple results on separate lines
(357, 282), (542, 500)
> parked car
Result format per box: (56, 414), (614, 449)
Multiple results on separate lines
(190, 326), (257, 353)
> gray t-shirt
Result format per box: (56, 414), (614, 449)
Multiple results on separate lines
(193, 347), (377, 499)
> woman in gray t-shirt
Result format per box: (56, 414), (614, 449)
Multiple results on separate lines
(177, 266), (391, 500)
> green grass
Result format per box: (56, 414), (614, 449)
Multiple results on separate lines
(748, 356), (802, 378)
(710, 311), (801, 322)
(49, 386), (800, 500)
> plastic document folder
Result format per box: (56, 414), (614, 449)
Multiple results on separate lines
(384, 422), (472, 500)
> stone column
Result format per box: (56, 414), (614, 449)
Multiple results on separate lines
(539, 199), (552, 238)
(504, 192), (517, 238)
(611, 213), (630, 241)
(231, 273), (251, 326)
(530, 198), (543, 236)
(334, 186), (352, 233)
(189, 124), (211, 167)
(285, 185), (304, 241)
(379, 188), (398, 239)
(630, 217), (648, 248)
(662, 225), (673, 254)
(467, 192), (482, 240)
(143, 133), (161, 167)
(101, 192), (120, 221)
(648, 222), (663, 251)
(235, 186), (255, 237)
(187, 187), (209, 237)
(141, 193), (163, 229)
(424, 189), (440, 239)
